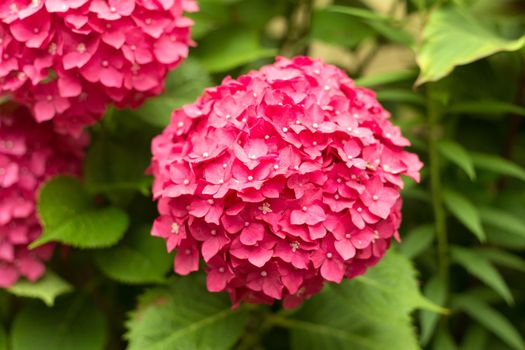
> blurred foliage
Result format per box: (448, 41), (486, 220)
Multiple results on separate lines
(2, 0), (525, 349)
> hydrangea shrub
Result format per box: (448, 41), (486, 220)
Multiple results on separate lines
(0, 0), (197, 134)
(150, 56), (423, 307)
(0, 105), (85, 287)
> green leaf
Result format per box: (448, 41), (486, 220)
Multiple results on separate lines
(7, 271), (72, 307)
(460, 325), (488, 350)
(438, 140), (476, 180)
(85, 136), (151, 197)
(0, 326), (6, 350)
(475, 248), (525, 273)
(470, 153), (525, 182)
(133, 59), (212, 128)
(433, 327), (458, 350)
(11, 297), (108, 350)
(452, 295), (525, 350)
(451, 247), (513, 304)
(196, 27), (276, 73)
(32, 176), (129, 249)
(126, 274), (249, 350)
(274, 252), (437, 350)
(311, 9), (374, 48)
(354, 70), (417, 88)
(416, 6), (525, 85)
(376, 89), (426, 106)
(94, 226), (173, 284)
(398, 224), (435, 259)
(449, 100), (525, 117)
(420, 276), (448, 345)
(443, 189), (485, 241)
(327, 6), (414, 46)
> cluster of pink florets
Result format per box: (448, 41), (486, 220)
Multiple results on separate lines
(150, 56), (423, 307)
(0, 105), (86, 288)
(0, 0), (197, 134)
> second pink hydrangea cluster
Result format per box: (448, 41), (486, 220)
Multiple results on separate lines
(0, 0), (197, 134)
(0, 105), (86, 288)
(150, 56), (423, 307)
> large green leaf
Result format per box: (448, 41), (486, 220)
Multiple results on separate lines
(94, 226), (173, 284)
(126, 274), (249, 350)
(196, 27), (276, 73)
(416, 6), (525, 85)
(7, 271), (72, 307)
(443, 189), (485, 241)
(471, 153), (525, 182)
(451, 247), (513, 304)
(452, 295), (525, 350)
(11, 297), (108, 350)
(272, 252), (437, 350)
(32, 176), (128, 249)
(438, 140), (476, 180)
(133, 59), (212, 128)
(460, 325), (488, 350)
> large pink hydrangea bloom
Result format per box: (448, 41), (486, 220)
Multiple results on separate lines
(150, 56), (423, 307)
(0, 0), (197, 135)
(0, 105), (86, 288)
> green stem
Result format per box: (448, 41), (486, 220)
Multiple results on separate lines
(280, 0), (314, 57)
(427, 87), (448, 282)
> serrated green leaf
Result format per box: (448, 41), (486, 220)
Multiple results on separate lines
(416, 7), (525, 85)
(196, 27), (276, 73)
(126, 274), (249, 350)
(443, 189), (485, 241)
(354, 70), (417, 88)
(438, 140), (476, 180)
(449, 100), (525, 117)
(94, 226), (173, 284)
(471, 153), (525, 181)
(475, 248), (525, 273)
(274, 252), (435, 350)
(133, 59), (212, 128)
(7, 271), (72, 307)
(452, 295), (525, 350)
(398, 224), (435, 259)
(11, 297), (108, 350)
(451, 247), (513, 304)
(421, 276), (448, 346)
(32, 176), (128, 249)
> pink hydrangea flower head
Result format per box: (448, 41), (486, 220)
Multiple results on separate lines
(150, 56), (423, 307)
(0, 0), (197, 135)
(0, 104), (86, 288)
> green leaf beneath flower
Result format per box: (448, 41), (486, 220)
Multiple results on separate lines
(7, 271), (72, 307)
(32, 176), (129, 249)
(125, 274), (249, 350)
